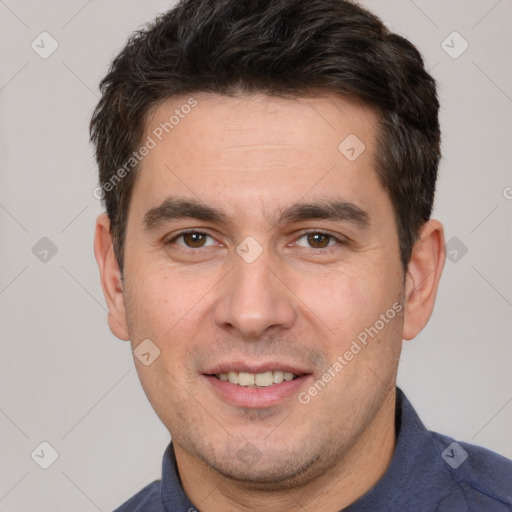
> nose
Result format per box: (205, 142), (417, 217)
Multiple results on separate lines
(213, 249), (297, 338)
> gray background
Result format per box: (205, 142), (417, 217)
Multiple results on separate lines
(0, 0), (511, 510)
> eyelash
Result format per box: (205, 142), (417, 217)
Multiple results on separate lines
(166, 230), (219, 250)
(166, 229), (348, 251)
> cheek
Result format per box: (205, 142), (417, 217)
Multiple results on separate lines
(293, 261), (401, 346)
(125, 266), (217, 361)
(124, 269), (209, 418)
(129, 265), (204, 320)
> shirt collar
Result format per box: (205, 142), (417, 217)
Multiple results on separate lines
(343, 387), (432, 510)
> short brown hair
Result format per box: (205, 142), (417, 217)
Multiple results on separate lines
(90, 0), (440, 275)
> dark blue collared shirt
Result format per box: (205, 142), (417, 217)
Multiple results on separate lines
(114, 388), (512, 511)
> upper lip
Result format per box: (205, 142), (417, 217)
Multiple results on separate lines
(204, 361), (311, 376)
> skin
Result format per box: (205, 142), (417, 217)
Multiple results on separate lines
(95, 92), (445, 511)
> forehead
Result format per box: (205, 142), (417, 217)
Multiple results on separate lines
(130, 92), (386, 224)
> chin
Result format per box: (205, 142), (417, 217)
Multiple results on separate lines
(200, 444), (322, 489)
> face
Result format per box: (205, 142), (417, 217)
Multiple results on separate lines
(109, 93), (409, 485)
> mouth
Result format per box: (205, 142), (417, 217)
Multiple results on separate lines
(212, 370), (300, 387)
(203, 364), (312, 408)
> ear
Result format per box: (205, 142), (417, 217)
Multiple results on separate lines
(403, 219), (445, 340)
(94, 213), (130, 341)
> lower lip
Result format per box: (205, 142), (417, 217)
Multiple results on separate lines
(204, 375), (311, 408)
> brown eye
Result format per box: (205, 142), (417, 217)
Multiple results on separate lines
(295, 232), (342, 250)
(173, 232), (215, 248)
(306, 233), (333, 248)
(183, 232), (207, 247)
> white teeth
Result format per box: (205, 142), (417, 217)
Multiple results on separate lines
(227, 371), (239, 384)
(255, 371), (273, 387)
(238, 372), (255, 386)
(216, 370), (298, 387)
(273, 371), (284, 384)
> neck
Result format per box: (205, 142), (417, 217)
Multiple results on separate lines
(176, 388), (397, 512)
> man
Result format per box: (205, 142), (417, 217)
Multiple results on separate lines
(90, 0), (512, 510)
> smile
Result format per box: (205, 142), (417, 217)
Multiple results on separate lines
(214, 370), (299, 387)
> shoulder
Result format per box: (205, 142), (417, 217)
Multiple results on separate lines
(113, 480), (163, 512)
(429, 430), (512, 511)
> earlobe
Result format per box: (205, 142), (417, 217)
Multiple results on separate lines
(402, 220), (446, 340)
(94, 213), (130, 341)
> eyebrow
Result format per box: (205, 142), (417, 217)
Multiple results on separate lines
(143, 198), (228, 230)
(143, 196), (370, 230)
(279, 201), (370, 227)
